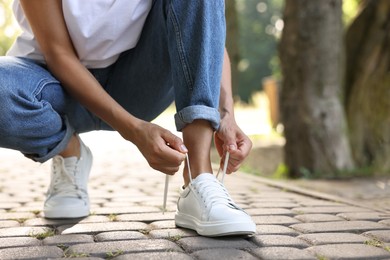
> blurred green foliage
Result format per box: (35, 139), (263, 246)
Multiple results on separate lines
(0, 0), (19, 56)
(343, 0), (362, 25)
(235, 0), (284, 102)
(233, 0), (361, 103)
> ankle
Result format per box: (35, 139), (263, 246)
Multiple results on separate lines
(183, 167), (213, 186)
(59, 135), (81, 158)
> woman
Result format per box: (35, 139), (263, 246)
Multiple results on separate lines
(0, 0), (255, 236)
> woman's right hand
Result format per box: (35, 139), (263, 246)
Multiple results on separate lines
(123, 121), (188, 175)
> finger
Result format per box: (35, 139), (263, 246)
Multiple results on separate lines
(214, 132), (224, 157)
(162, 131), (188, 154)
(222, 150), (246, 174)
(150, 163), (180, 175)
(161, 166), (181, 175)
(238, 138), (252, 157)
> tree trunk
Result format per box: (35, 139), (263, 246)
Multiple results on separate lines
(225, 0), (240, 98)
(279, 0), (354, 178)
(346, 0), (390, 173)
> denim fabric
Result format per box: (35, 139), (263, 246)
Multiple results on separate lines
(0, 0), (226, 162)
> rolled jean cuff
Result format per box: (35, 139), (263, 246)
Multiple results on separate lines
(30, 117), (75, 163)
(174, 105), (220, 131)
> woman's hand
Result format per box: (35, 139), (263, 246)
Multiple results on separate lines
(123, 121), (188, 175)
(214, 114), (252, 174)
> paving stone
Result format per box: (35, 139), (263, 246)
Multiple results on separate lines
(141, 200), (177, 208)
(379, 219), (390, 227)
(114, 252), (192, 260)
(248, 198), (295, 203)
(0, 246), (63, 259)
(95, 231), (147, 242)
(298, 233), (370, 245)
(0, 226), (54, 238)
(91, 206), (160, 214)
(290, 221), (390, 234)
(23, 201), (45, 207)
(307, 243), (390, 260)
(191, 248), (257, 260)
(52, 258), (104, 260)
(0, 212), (36, 220)
(178, 236), (256, 252)
(24, 216), (109, 226)
(0, 197), (34, 203)
(0, 220), (20, 228)
(67, 240), (182, 258)
(250, 202), (300, 208)
(11, 206), (43, 213)
(251, 235), (308, 248)
(256, 225), (299, 236)
(43, 234), (94, 246)
(149, 228), (197, 239)
(295, 214), (344, 223)
(149, 220), (176, 229)
(252, 215), (300, 225)
(246, 208), (294, 216)
(0, 202), (22, 209)
(111, 196), (171, 203)
(246, 192), (305, 200)
(0, 237), (41, 249)
(251, 247), (316, 260)
(102, 202), (139, 207)
(292, 206), (369, 214)
(58, 221), (148, 234)
(116, 212), (175, 222)
(338, 212), (387, 221)
(298, 200), (344, 207)
(363, 230), (390, 242)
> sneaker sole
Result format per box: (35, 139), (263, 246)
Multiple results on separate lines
(44, 206), (90, 219)
(175, 212), (256, 237)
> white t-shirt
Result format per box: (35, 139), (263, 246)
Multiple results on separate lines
(7, 0), (153, 68)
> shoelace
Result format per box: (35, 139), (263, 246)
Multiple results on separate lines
(47, 157), (84, 199)
(161, 151), (230, 214)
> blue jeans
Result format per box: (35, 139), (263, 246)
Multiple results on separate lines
(0, 0), (226, 162)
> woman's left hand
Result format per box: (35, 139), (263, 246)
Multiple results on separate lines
(214, 114), (252, 174)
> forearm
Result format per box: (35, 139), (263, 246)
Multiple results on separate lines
(19, 0), (141, 141)
(46, 53), (141, 138)
(219, 48), (235, 120)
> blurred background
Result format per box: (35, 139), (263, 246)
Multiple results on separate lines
(0, 0), (389, 209)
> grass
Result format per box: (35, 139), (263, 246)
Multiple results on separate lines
(365, 239), (383, 247)
(316, 255), (329, 260)
(12, 218), (28, 224)
(139, 229), (151, 235)
(167, 233), (182, 242)
(30, 210), (41, 216)
(108, 213), (118, 222)
(63, 249), (89, 258)
(365, 239), (390, 252)
(57, 244), (69, 251)
(106, 249), (124, 259)
(29, 229), (56, 240)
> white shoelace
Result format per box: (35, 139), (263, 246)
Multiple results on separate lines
(47, 157), (84, 199)
(161, 151), (230, 214)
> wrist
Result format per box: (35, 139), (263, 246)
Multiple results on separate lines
(219, 106), (234, 120)
(114, 113), (143, 143)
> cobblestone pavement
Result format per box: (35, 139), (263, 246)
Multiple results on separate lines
(0, 132), (390, 259)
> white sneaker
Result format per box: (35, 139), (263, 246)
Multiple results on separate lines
(175, 173), (256, 236)
(44, 138), (92, 219)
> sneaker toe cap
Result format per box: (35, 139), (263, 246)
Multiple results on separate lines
(209, 204), (253, 223)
